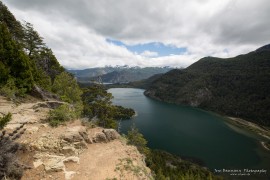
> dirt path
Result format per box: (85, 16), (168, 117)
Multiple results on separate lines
(0, 96), (152, 180)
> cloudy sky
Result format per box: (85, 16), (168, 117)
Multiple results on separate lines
(3, 0), (270, 69)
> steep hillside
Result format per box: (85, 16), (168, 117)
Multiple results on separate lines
(145, 45), (270, 126)
(0, 1), (64, 95)
(129, 73), (164, 89)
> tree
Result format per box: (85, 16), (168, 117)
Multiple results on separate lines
(0, 23), (34, 92)
(127, 125), (149, 155)
(81, 85), (134, 129)
(34, 47), (64, 80)
(52, 72), (82, 104)
(0, 1), (24, 42)
(52, 72), (83, 116)
(22, 22), (44, 57)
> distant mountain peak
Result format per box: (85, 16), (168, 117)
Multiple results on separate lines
(255, 44), (270, 53)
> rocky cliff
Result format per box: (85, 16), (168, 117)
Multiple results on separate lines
(0, 96), (152, 180)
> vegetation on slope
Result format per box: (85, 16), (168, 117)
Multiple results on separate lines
(0, 1), (64, 98)
(145, 46), (270, 126)
(126, 126), (222, 180)
(82, 85), (135, 128)
(0, 23), (34, 95)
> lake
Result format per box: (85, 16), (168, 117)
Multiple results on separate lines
(108, 88), (270, 176)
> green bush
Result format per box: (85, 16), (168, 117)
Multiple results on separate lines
(0, 78), (17, 99)
(48, 104), (76, 127)
(0, 112), (12, 129)
(146, 150), (223, 180)
(82, 85), (135, 129)
(97, 117), (117, 129)
(126, 125), (150, 155)
(0, 78), (28, 99)
(52, 72), (83, 104)
(52, 72), (83, 118)
(111, 105), (135, 120)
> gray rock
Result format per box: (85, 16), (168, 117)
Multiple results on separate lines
(102, 129), (120, 141)
(93, 132), (107, 143)
(73, 141), (88, 149)
(62, 131), (84, 143)
(79, 131), (92, 144)
(63, 156), (80, 163)
(61, 146), (77, 156)
(31, 85), (60, 101)
(42, 154), (65, 172)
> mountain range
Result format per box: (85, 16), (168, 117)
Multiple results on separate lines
(68, 66), (173, 83)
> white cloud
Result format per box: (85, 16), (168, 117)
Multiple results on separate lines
(2, 0), (270, 69)
(140, 51), (158, 57)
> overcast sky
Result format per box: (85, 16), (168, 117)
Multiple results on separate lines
(3, 0), (270, 69)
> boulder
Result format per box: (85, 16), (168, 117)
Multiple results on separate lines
(63, 156), (80, 163)
(61, 146), (77, 156)
(79, 131), (92, 144)
(32, 135), (61, 152)
(31, 85), (60, 101)
(102, 129), (120, 141)
(61, 126), (88, 143)
(93, 132), (107, 143)
(73, 141), (88, 149)
(42, 154), (65, 172)
(62, 132), (84, 143)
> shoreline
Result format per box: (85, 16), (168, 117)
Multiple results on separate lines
(225, 116), (270, 151)
(261, 142), (270, 151)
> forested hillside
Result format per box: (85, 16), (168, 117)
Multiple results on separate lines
(0, 1), (64, 98)
(145, 45), (270, 126)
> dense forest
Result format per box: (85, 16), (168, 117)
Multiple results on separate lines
(145, 46), (270, 126)
(0, 1), (64, 98)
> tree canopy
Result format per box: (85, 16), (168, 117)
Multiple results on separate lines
(0, 2), (64, 97)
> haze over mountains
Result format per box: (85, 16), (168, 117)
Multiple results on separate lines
(68, 66), (173, 83)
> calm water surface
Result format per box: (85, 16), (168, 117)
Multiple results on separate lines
(108, 88), (270, 173)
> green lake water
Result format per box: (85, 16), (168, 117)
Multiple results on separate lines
(108, 88), (270, 178)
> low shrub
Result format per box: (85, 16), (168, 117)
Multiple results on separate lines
(48, 104), (76, 127)
(0, 113), (12, 129)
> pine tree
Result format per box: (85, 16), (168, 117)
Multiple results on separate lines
(0, 23), (34, 91)
(22, 22), (45, 57)
(0, 1), (24, 42)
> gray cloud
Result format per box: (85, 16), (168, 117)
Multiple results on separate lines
(3, 0), (270, 69)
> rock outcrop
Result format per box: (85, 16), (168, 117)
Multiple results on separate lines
(103, 129), (120, 141)
(0, 96), (152, 180)
(31, 85), (60, 101)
